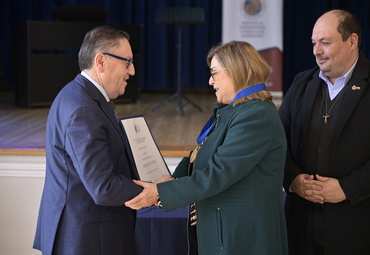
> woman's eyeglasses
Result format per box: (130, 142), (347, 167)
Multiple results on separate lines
(210, 68), (227, 80)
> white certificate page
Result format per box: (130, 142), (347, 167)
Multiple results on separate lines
(120, 116), (170, 182)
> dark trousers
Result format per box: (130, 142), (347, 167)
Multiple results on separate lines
(302, 204), (325, 255)
(188, 225), (198, 255)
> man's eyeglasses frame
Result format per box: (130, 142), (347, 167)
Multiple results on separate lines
(103, 52), (133, 68)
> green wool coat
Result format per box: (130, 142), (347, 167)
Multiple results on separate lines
(158, 99), (288, 255)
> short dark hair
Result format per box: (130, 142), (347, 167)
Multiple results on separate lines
(332, 10), (362, 49)
(78, 26), (130, 70)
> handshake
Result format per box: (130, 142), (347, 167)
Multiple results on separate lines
(125, 175), (175, 210)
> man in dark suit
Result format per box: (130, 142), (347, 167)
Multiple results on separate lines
(279, 10), (370, 255)
(33, 25), (143, 255)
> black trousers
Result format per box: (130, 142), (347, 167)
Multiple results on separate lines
(302, 204), (325, 255)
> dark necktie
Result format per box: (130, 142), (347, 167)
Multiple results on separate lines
(109, 101), (119, 121)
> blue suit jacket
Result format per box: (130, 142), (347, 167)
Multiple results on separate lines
(33, 74), (143, 255)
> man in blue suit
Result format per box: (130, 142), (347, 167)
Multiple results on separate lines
(33, 25), (143, 255)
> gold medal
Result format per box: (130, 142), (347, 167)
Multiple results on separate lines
(190, 145), (199, 163)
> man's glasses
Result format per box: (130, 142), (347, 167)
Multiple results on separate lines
(210, 68), (226, 80)
(103, 52), (133, 68)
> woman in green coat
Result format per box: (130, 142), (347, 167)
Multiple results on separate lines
(126, 41), (288, 255)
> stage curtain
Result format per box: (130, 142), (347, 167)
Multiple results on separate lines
(1, 0), (369, 92)
(0, 0), (222, 91)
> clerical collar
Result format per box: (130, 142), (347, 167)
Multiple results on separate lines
(81, 71), (110, 102)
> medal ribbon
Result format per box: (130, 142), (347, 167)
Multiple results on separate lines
(196, 83), (266, 144)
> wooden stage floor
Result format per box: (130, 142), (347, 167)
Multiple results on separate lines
(0, 90), (282, 157)
(0, 90), (217, 157)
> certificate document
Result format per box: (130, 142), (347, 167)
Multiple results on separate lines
(120, 115), (170, 182)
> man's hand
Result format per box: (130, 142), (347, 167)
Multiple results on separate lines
(291, 174), (324, 204)
(291, 174), (347, 204)
(313, 174), (346, 203)
(125, 180), (158, 210)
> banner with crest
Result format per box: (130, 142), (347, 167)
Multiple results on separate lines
(222, 0), (283, 95)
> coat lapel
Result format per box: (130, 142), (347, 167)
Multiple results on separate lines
(302, 71), (322, 140)
(302, 52), (370, 139)
(74, 74), (140, 179)
(75, 74), (126, 141)
(333, 54), (370, 130)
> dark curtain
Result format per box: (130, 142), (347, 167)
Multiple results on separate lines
(1, 0), (370, 93)
(0, 0), (221, 91)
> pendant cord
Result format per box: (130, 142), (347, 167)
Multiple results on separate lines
(323, 89), (344, 124)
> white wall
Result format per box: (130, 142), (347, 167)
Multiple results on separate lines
(0, 154), (182, 255)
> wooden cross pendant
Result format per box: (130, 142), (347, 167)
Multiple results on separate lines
(322, 114), (330, 124)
